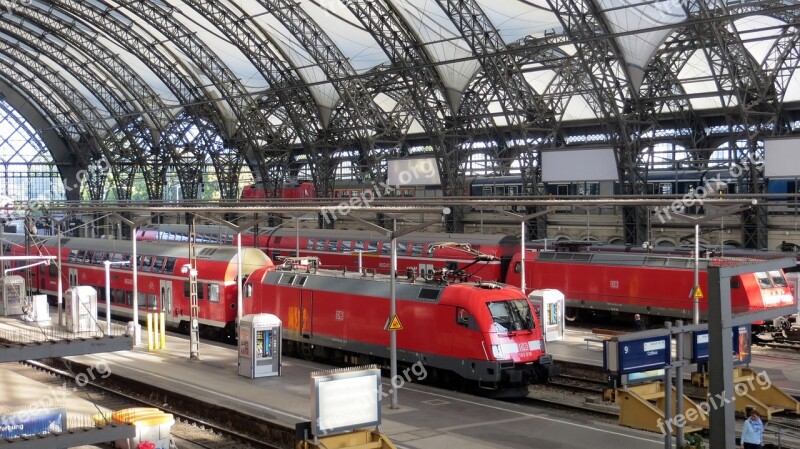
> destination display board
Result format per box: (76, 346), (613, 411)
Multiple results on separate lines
(689, 324), (752, 365)
(605, 335), (671, 375)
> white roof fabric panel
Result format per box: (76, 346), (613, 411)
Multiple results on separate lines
(475, 0), (563, 43)
(596, 0), (685, 90)
(542, 148), (618, 182)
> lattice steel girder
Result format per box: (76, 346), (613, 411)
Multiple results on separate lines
(0, 16), (149, 201)
(437, 0), (562, 238)
(49, 0), (235, 200)
(263, 0), (402, 200)
(0, 38), (109, 199)
(179, 0), (313, 192)
(345, 0), (468, 194)
(106, 0), (278, 199)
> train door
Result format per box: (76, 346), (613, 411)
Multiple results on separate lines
(300, 290), (313, 339)
(160, 280), (174, 325)
(68, 268), (78, 288)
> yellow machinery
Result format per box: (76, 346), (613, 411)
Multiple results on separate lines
(605, 382), (707, 434)
(296, 429), (396, 449)
(692, 367), (800, 420)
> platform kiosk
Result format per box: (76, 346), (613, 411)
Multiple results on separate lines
(0, 275), (25, 316)
(65, 286), (97, 333)
(529, 289), (565, 341)
(238, 313), (282, 378)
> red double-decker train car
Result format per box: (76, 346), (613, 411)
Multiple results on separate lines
(243, 259), (556, 389)
(3, 234), (271, 338)
(504, 250), (796, 325)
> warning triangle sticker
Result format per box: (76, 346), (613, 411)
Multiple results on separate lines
(386, 314), (403, 331)
(690, 285), (704, 299)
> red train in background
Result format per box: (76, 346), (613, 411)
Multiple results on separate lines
(243, 258), (556, 388)
(136, 224), (798, 327)
(2, 234), (270, 338)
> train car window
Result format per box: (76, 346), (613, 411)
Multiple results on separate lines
(341, 240), (352, 252)
(76, 250), (86, 263)
(482, 186), (492, 196)
(138, 292), (147, 308)
(730, 278), (741, 289)
(418, 288), (440, 300)
(354, 241), (365, 251)
(148, 294), (157, 310)
(84, 251), (94, 263)
(208, 284), (220, 303)
(164, 258), (176, 274)
(307, 239), (315, 250)
(152, 257), (165, 273)
(198, 283), (205, 300)
(110, 253), (122, 262)
(367, 241), (378, 252)
(328, 240), (338, 252)
(410, 243), (423, 257)
(296, 276), (307, 286)
(49, 263), (57, 277)
(141, 256), (153, 272)
(755, 272), (773, 288)
(184, 281), (190, 298)
(380, 243), (390, 255)
(514, 262), (522, 273)
(280, 275), (295, 285)
(315, 240), (325, 251)
(93, 252), (105, 264)
(122, 254), (132, 268)
(68, 250), (78, 262)
(245, 284), (253, 298)
(769, 271), (788, 287)
(556, 185), (568, 195)
(456, 307), (478, 330)
(397, 242), (407, 255)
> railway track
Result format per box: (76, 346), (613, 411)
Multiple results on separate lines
(6, 359), (290, 449)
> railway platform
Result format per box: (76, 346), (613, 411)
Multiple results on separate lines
(549, 328), (800, 396)
(59, 330), (665, 449)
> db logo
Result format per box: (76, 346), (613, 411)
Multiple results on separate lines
(518, 342), (529, 351)
(610, 280), (619, 289)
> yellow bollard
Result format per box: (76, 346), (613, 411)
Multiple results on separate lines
(153, 312), (160, 350)
(147, 313), (154, 351)
(160, 312), (166, 349)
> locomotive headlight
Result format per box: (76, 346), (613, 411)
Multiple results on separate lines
(491, 344), (505, 359)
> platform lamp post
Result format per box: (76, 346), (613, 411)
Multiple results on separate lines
(492, 208), (553, 296)
(104, 259), (130, 334)
(110, 214), (159, 346)
(349, 207), (451, 410)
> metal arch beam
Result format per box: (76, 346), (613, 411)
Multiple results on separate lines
(49, 0), (229, 201)
(20, 4), (176, 199)
(545, 0), (653, 245)
(109, 0), (287, 200)
(346, 0), (506, 232)
(0, 78), (77, 197)
(687, 0), (776, 249)
(262, 0), (400, 204)
(0, 41), (108, 199)
(177, 0), (310, 197)
(436, 0), (561, 240)
(0, 16), (145, 202)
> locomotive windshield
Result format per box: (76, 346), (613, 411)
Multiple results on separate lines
(487, 299), (535, 333)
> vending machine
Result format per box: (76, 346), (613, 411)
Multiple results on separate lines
(238, 314), (281, 378)
(65, 286), (98, 333)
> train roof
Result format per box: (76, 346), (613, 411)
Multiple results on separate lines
(141, 223), (519, 246)
(3, 233), (269, 263)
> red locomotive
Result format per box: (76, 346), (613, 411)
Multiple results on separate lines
(243, 258), (556, 388)
(4, 234), (272, 339)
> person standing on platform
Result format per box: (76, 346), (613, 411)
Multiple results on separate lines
(741, 409), (764, 449)
(633, 314), (646, 331)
